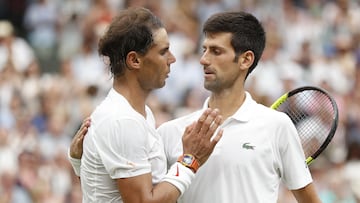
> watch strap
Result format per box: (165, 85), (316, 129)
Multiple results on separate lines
(177, 154), (200, 173)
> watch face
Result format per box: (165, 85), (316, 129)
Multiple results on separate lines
(183, 155), (193, 164)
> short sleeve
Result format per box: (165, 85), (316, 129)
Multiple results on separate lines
(277, 115), (313, 190)
(94, 118), (152, 179)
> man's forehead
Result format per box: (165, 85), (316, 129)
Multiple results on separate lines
(203, 32), (232, 47)
(152, 28), (169, 44)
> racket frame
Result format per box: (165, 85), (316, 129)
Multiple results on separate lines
(270, 86), (339, 165)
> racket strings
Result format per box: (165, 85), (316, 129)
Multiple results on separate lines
(277, 90), (335, 158)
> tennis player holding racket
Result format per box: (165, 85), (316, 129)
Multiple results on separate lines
(158, 11), (321, 203)
(70, 11), (321, 203)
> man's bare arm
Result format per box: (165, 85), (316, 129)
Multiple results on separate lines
(292, 183), (321, 203)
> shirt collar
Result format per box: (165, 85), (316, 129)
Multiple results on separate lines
(202, 92), (254, 122)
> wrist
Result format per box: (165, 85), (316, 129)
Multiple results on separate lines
(68, 149), (81, 176)
(177, 154), (200, 173)
(163, 162), (195, 196)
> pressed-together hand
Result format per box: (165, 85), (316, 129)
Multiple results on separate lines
(70, 117), (91, 159)
(182, 108), (223, 166)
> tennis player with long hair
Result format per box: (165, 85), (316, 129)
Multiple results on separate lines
(68, 7), (223, 203)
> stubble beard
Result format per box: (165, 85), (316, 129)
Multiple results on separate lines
(204, 78), (221, 93)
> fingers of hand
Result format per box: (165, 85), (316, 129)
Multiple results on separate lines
(206, 114), (223, 138)
(183, 122), (196, 139)
(198, 108), (221, 136)
(193, 108), (212, 133)
(83, 117), (91, 123)
(76, 119), (90, 140)
(211, 129), (223, 146)
(82, 119), (91, 129)
(81, 117), (91, 131)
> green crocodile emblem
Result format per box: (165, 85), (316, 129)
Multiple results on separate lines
(242, 142), (255, 150)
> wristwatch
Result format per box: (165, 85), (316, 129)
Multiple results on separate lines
(177, 154), (200, 173)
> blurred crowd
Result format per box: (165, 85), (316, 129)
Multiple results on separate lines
(0, 0), (359, 202)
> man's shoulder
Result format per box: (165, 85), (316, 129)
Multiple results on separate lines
(250, 100), (292, 125)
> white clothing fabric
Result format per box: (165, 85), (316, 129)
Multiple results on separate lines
(80, 88), (167, 202)
(163, 162), (195, 195)
(158, 92), (313, 203)
(68, 151), (81, 176)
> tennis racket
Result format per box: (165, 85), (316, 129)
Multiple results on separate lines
(270, 86), (339, 165)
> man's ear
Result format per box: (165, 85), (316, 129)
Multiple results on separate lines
(238, 50), (255, 71)
(126, 51), (141, 70)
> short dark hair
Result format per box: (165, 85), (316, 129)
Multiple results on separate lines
(98, 7), (164, 76)
(203, 11), (266, 79)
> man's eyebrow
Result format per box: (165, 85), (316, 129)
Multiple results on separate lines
(156, 45), (170, 54)
(203, 44), (225, 50)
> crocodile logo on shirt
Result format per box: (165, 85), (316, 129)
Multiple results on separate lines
(242, 142), (255, 150)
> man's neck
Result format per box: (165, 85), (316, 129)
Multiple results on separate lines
(208, 90), (246, 120)
(113, 77), (148, 117)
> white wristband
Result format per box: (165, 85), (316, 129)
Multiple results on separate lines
(67, 149), (81, 176)
(163, 162), (195, 196)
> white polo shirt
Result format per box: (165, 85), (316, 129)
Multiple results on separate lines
(80, 88), (167, 202)
(158, 92), (312, 203)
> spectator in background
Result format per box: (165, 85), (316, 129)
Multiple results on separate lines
(0, 20), (37, 130)
(24, 0), (59, 72)
(57, 0), (90, 61)
(344, 141), (360, 203)
(0, 128), (18, 179)
(0, 170), (32, 203)
(0, 20), (35, 74)
(69, 28), (110, 95)
(0, 0), (28, 38)
(0, 0), (359, 202)
(82, 0), (114, 41)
